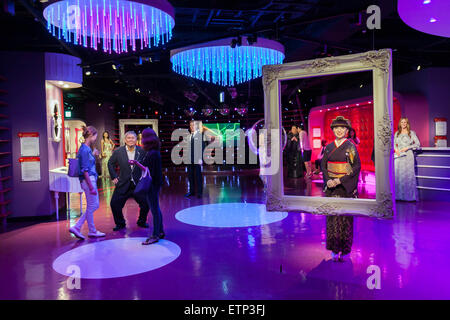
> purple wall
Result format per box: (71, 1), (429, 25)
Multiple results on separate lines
(394, 92), (430, 147)
(45, 52), (82, 85)
(394, 67), (450, 146)
(0, 51), (54, 218)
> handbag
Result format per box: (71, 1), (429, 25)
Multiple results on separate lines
(68, 158), (79, 177)
(133, 165), (152, 199)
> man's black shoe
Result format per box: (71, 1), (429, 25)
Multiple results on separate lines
(137, 222), (149, 228)
(196, 193), (203, 198)
(113, 225), (126, 231)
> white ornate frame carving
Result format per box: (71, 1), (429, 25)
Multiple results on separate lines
(118, 119), (159, 146)
(262, 49), (394, 218)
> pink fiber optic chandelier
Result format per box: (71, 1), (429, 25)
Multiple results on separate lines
(43, 0), (175, 54)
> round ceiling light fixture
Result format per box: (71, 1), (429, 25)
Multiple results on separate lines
(43, 0), (175, 54)
(398, 0), (450, 38)
(170, 36), (285, 86)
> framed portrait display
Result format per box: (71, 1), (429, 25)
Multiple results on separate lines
(262, 49), (395, 218)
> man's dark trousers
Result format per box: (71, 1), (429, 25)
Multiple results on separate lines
(187, 164), (202, 195)
(110, 182), (149, 226)
(108, 145), (149, 226)
(187, 131), (203, 196)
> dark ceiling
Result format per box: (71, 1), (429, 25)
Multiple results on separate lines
(1, 0), (449, 113)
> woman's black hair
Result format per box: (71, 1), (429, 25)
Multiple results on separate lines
(141, 127), (161, 151)
(348, 127), (357, 139)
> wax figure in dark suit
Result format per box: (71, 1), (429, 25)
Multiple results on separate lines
(185, 120), (206, 198)
(286, 125), (303, 178)
(108, 131), (149, 230)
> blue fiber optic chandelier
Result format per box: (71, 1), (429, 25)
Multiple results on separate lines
(43, 0), (175, 54)
(170, 37), (285, 86)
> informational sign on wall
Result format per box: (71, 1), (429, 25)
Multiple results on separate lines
(435, 118), (447, 137)
(19, 157), (41, 182)
(312, 127), (321, 138)
(18, 132), (40, 157)
(313, 139), (322, 149)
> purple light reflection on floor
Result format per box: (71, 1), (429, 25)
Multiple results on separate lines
(1, 173), (450, 299)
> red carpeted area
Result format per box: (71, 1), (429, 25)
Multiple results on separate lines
(322, 98), (401, 172)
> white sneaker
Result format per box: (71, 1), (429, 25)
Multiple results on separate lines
(69, 227), (85, 240)
(88, 230), (106, 237)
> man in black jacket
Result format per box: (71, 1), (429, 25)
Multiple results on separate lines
(185, 120), (204, 198)
(108, 131), (149, 230)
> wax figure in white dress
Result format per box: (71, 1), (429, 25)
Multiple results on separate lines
(394, 118), (420, 201)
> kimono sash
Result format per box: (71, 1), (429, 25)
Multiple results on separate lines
(326, 139), (353, 178)
(327, 161), (353, 178)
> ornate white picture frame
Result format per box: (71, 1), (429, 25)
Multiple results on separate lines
(118, 119), (159, 146)
(262, 49), (394, 218)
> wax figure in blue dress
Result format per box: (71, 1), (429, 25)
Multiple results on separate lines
(394, 117), (420, 201)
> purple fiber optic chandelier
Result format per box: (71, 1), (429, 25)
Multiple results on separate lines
(43, 0), (175, 54)
(170, 37), (285, 86)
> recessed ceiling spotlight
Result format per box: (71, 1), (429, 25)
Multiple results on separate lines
(58, 81), (64, 85)
(85, 71), (91, 76)
(112, 64), (117, 70)
(417, 65), (421, 71)
(63, 84), (69, 88)
(423, 0), (431, 4)
(429, 17), (437, 23)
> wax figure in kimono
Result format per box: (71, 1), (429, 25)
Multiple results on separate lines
(321, 116), (361, 262)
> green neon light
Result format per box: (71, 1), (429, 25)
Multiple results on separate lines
(203, 123), (241, 141)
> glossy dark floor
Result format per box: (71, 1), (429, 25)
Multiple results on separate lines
(0, 171), (449, 299)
